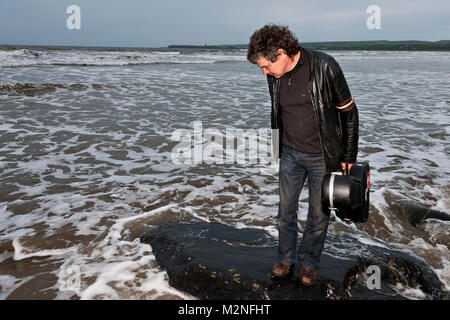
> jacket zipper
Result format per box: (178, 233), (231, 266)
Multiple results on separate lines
(271, 77), (281, 161)
(308, 80), (327, 174)
(305, 49), (327, 173)
(273, 78), (280, 128)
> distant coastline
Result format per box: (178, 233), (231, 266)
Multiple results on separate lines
(169, 40), (450, 51)
(1, 40), (449, 51)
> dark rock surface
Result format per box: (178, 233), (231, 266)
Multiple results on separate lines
(392, 200), (450, 226)
(140, 222), (449, 300)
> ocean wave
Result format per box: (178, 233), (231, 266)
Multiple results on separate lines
(0, 60), (244, 68)
(0, 49), (26, 56)
(0, 47), (247, 67)
(213, 60), (242, 64)
(0, 82), (117, 96)
(0, 80), (204, 96)
(0, 48), (40, 57)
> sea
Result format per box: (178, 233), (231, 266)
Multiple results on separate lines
(0, 46), (449, 300)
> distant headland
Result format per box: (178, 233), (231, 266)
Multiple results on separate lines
(169, 40), (450, 51)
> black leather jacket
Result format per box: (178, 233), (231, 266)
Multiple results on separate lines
(267, 48), (359, 173)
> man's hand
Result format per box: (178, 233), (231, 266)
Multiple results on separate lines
(341, 162), (354, 173)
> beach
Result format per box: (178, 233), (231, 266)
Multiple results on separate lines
(0, 47), (449, 299)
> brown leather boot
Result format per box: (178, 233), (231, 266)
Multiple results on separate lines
(272, 262), (293, 278)
(299, 268), (316, 286)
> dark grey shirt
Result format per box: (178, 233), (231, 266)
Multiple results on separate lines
(280, 47), (321, 154)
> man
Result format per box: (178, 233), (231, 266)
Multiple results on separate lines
(247, 24), (359, 286)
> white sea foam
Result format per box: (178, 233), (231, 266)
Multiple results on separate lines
(0, 49), (449, 299)
(12, 238), (78, 261)
(394, 237), (450, 292)
(0, 47), (246, 67)
(391, 283), (428, 300)
(53, 204), (196, 300)
(0, 274), (34, 299)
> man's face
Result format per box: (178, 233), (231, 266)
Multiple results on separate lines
(256, 50), (289, 78)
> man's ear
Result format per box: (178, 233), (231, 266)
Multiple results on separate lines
(277, 48), (287, 59)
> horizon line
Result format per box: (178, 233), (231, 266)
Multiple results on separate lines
(1, 39), (449, 50)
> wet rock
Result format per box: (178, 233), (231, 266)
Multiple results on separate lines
(392, 201), (450, 226)
(140, 222), (449, 300)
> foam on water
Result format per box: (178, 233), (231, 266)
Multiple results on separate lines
(391, 283), (428, 300)
(0, 47), (246, 68)
(12, 238), (79, 261)
(0, 48), (449, 299)
(55, 203), (196, 300)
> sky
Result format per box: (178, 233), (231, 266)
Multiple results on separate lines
(0, 0), (449, 48)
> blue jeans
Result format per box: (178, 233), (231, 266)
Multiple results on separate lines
(277, 144), (330, 270)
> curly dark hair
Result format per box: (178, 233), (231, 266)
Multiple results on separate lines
(247, 24), (301, 64)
